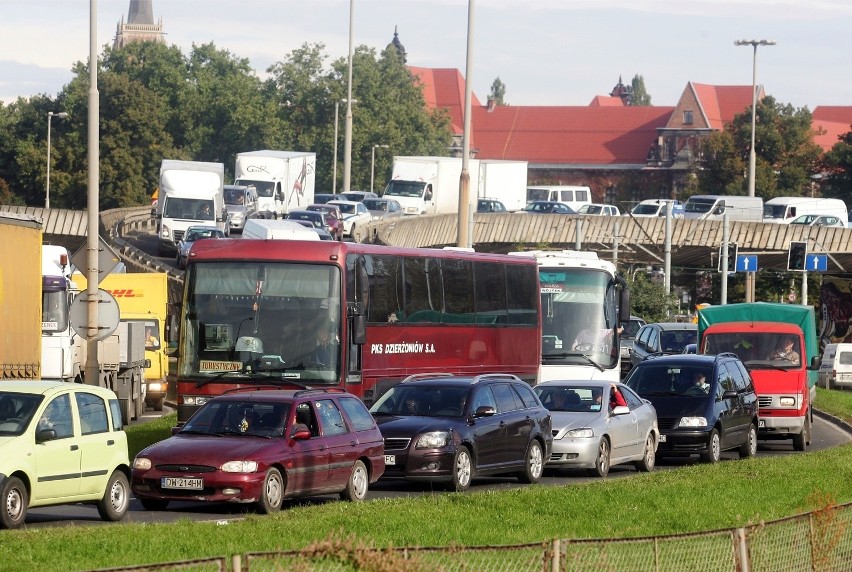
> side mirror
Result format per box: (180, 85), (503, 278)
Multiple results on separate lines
(611, 405), (630, 416)
(36, 428), (57, 443)
(809, 356), (821, 370)
(291, 423), (311, 440)
(722, 390), (738, 400)
(474, 405), (496, 417)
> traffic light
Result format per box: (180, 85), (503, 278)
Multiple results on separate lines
(717, 242), (738, 273)
(788, 241), (807, 271)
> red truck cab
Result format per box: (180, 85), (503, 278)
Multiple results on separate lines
(700, 321), (814, 451)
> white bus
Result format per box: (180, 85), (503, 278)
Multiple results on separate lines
(509, 250), (630, 382)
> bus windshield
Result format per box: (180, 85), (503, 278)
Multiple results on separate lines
(180, 261), (342, 384)
(539, 267), (618, 369)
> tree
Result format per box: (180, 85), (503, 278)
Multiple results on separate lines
(696, 96), (822, 198)
(626, 271), (679, 323)
(489, 77), (506, 106)
(629, 75), (652, 106)
(821, 128), (852, 205)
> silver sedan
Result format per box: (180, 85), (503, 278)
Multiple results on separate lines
(534, 380), (658, 477)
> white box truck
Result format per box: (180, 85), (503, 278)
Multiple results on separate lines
(234, 150), (316, 219)
(384, 156), (481, 215)
(155, 160), (227, 255)
(478, 160), (528, 211)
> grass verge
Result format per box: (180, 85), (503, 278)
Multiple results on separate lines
(2, 389), (850, 571)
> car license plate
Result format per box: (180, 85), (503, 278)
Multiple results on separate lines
(384, 455), (395, 466)
(161, 477), (203, 490)
(658, 435), (666, 443)
(758, 420), (766, 428)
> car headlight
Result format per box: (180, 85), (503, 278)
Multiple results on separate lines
(415, 431), (452, 449)
(147, 382), (163, 392)
(779, 396), (797, 407)
(133, 457), (152, 470)
(183, 396), (211, 406)
(677, 416), (707, 428)
(221, 460), (258, 473)
(564, 428), (594, 438)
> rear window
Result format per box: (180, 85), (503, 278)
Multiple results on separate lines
(840, 352), (852, 365)
(338, 397), (376, 431)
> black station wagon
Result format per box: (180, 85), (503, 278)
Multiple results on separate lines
(370, 374), (552, 491)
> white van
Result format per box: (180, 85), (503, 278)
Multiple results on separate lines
(682, 195), (763, 221)
(526, 186), (592, 212)
(763, 197), (848, 225)
(818, 343), (852, 389)
(242, 219), (320, 241)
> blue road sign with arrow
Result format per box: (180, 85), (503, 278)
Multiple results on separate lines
(736, 254), (758, 272)
(806, 254), (828, 272)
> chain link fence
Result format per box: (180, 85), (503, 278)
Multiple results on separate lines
(94, 502), (851, 572)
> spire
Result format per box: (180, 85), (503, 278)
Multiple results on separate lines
(127, 0), (155, 25)
(387, 25), (407, 63)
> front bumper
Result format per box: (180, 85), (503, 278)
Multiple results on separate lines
(132, 470), (266, 504)
(547, 437), (600, 468)
(656, 429), (713, 455)
(382, 447), (457, 482)
(758, 413), (806, 437)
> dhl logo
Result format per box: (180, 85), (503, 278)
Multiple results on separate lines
(105, 289), (143, 298)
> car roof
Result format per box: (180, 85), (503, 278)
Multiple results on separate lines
(638, 353), (733, 366)
(536, 379), (613, 389)
(647, 322), (697, 330)
(186, 225), (222, 232)
(400, 373), (522, 387)
(0, 380), (115, 397)
(328, 199), (360, 206)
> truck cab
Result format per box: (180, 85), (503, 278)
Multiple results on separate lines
(699, 316), (817, 451)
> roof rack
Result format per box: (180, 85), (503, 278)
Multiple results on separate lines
(470, 373), (523, 384)
(400, 373), (455, 383)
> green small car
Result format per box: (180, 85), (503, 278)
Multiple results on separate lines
(0, 381), (131, 529)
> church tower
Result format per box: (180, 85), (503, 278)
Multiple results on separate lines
(113, 0), (165, 49)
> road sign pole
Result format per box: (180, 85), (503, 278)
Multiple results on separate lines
(802, 269), (808, 306)
(721, 214), (729, 305)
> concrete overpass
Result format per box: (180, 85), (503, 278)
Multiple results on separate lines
(4, 204), (852, 275)
(358, 213), (852, 274)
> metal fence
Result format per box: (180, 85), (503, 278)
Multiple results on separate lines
(94, 502), (851, 572)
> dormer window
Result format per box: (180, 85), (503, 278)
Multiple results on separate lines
(683, 110), (694, 125)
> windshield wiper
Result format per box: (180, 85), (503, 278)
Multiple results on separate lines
(543, 352), (605, 372)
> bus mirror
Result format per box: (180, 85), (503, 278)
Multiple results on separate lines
(618, 288), (631, 323)
(352, 315), (366, 345)
(357, 258), (370, 310)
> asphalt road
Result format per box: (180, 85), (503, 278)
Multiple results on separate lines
(23, 413), (852, 528)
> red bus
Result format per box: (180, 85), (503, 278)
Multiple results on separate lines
(175, 239), (541, 422)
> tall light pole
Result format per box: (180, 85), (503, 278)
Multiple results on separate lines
(343, 0), (355, 194)
(457, 0), (475, 248)
(735, 38), (775, 303)
(370, 144), (388, 193)
(735, 39), (775, 198)
(333, 98), (355, 195)
(46, 111), (69, 209)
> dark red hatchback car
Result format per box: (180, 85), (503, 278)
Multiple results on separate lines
(131, 389), (384, 513)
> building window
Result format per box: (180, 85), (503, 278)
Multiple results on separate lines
(683, 110), (694, 125)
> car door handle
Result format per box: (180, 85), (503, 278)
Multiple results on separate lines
(350, 440), (357, 447)
(107, 440), (115, 446)
(70, 445), (79, 451)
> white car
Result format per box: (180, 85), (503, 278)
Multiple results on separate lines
(0, 381), (131, 529)
(789, 214), (845, 227)
(577, 203), (621, 216)
(328, 200), (373, 238)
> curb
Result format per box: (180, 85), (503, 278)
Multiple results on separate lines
(813, 408), (852, 435)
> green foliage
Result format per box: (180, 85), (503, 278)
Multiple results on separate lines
(489, 77), (506, 105)
(629, 74), (652, 106)
(821, 129), (852, 204)
(626, 271), (679, 322)
(0, 39), (452, 207)
(696, 96), (822, 198)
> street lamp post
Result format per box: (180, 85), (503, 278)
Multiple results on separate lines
(333, 99), (356, 195)
(343, 0), (355, 194)
(735, 38), (774, 304)
(370, 144), (389, 193)
(46, 111), (69, 209)
(734, 39), (776, 198)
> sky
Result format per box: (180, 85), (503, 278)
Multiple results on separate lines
(2, 0), (852, 110)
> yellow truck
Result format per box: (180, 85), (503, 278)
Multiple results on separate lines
(72, 272), (170, 410)
(0, 214), (42, 379)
